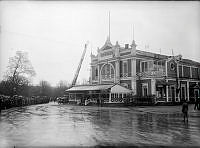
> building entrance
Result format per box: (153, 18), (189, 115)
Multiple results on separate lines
(171, 86), (175, 102)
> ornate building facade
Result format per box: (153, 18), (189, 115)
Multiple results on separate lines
(90, 37), (200, 103)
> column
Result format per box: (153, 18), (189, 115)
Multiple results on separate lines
(187, 81), (189, 101)
(98, 64), (101, 84)
(90, 65), (92, 84)
(115, 60), (120, 84)
(178, 80), (180, 102)
(166, 80), (169, 102)
(131, 58), (137, 95)
(109, 93), (111, 103)
(151, 79), (156, 95)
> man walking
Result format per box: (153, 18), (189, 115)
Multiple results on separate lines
(182, 100), (188, 122)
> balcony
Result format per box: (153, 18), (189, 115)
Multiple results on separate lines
(137, 70), (166, 79)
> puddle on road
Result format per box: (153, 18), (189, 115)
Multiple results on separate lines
(0, 103), (200, 147)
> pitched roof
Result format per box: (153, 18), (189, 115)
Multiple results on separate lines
(65, 84), (113, 92)
(179, 58), (200, 67)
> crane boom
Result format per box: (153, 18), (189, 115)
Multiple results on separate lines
(71, 43), (88, 86)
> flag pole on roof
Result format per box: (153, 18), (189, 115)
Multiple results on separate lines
(109, 11), (110, 40)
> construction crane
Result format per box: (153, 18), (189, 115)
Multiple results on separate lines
(71, 42), (89, 87)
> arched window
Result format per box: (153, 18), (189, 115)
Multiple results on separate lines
(101, 64), (115, 80)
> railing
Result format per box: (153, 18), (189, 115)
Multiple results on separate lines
(137, 70), (166, 79)
(101, 74), (114, 80)
(120, 73), (132, 78)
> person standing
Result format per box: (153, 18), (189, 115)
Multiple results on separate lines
(198, 97), (200, 110)
(182, 100), (188, 122)
(194, 96), (198, 110)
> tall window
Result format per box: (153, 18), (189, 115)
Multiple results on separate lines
(101, 64), (114, 79)
(95, 68), (98, 77)
(124, 62), (128, 74)
(141, 62), (148, 72)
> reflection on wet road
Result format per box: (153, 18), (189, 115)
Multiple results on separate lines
(0, 103), (200, 147)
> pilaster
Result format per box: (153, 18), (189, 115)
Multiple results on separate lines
(115, 59), (120, 84)
(166, 79), (169, 102)
(98, 64), (101, 84)
(151, 79), (156, 95)
(187, 81), (189, 101)
(131, 58), (137, 95)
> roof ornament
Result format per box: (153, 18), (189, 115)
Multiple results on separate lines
(115, 41), (120, 47)
(131, 24), (137, 48)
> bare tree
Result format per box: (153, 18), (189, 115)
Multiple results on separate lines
(39, 80), (52, 97)
(51, 80), (69, 97)
(4, 51), (36, 96)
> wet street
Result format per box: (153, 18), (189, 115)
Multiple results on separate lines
(0, 103), (200, 147)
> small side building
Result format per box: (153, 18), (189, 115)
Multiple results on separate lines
(66, 84), (132, 106)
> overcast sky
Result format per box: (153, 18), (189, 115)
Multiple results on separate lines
(0, 1), (200, 86)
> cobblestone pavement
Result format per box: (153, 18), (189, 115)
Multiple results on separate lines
(0, 102), (200, 147)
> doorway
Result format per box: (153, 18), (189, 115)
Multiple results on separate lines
(181, 84), (186, 101)
(171, 86), (175, 102)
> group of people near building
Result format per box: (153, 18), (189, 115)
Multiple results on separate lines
(0, 95), (50, 113)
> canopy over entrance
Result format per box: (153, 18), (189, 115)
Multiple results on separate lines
(65, 84), (132, 93)
(110, 85), (132, 93)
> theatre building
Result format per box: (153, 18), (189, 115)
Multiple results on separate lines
(89, 37), (200, 104)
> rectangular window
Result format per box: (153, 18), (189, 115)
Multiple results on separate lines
(141, 62), (148, 72)
(192, 67), (198, 79)
(148, 61), (154, 71)
(124, 62), (128, 74)
(179, 65), (182, 77)
(183, 66), (190, 78)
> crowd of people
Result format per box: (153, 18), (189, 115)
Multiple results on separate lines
(0, 95), (50, 113)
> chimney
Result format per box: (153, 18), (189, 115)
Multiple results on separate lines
(125, 44), (129, 49)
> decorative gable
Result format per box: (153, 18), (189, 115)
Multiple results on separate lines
(100, 37), (113, 51)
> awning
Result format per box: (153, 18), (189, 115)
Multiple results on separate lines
(65, 84), (132, 94)
(65, 84), (113, 92)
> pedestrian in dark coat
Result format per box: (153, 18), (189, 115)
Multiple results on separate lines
(198, 97), (200, 110)
(182, 100), (188, 122)
(194, 96), (198, 110)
